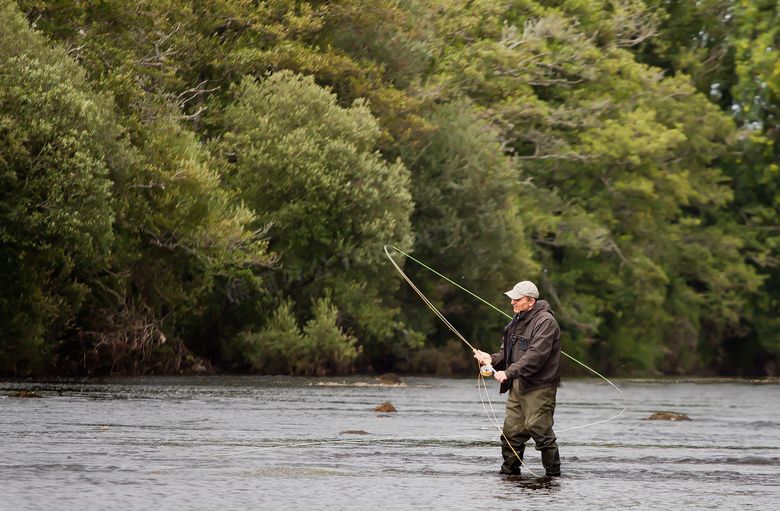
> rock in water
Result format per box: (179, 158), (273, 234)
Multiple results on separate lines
(376, 373), (403, 385)
(341, 430), (369, 435)
(645, 412), (690, 421)
(8, 391), (42, 398)
(372, 402), (397, 413)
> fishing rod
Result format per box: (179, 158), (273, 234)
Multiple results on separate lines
(384, 244), (626, 434)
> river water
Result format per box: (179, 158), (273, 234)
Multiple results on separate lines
(1, 376), (778, 510)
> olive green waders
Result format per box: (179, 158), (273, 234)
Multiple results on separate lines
(500, 383), (561, 476)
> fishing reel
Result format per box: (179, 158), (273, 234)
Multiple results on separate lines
(480, 364), (495, 377)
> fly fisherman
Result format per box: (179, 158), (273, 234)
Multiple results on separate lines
(473, 281), (562, 477)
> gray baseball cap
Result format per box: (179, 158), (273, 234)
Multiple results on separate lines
(505, 281), (539, 300)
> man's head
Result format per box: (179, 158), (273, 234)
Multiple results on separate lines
(505, 281), (538, 313)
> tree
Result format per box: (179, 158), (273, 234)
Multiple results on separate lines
(1, 0), (117, 373)
(215, 71), (416, 370)
(1, 0), (273, 375)
(9, 0), (777, 376)
(73, 119), (272, 375)
(425, 0), (762, 374)
(393, 102), (532, 361)
(633, 0), (780, 373)
(723, 0), (780, 368)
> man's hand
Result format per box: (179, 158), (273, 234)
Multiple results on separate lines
(494, 370), (508, 382)
(473, 350), (491, 366)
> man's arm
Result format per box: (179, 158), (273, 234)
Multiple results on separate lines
(473, 344), (506, 370)
(474, 350), (492, 366)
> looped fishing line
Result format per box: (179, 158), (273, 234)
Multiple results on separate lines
(383, 244), (542, 475)
(476, 371), (541, 476)
(384, 245), (626, 440)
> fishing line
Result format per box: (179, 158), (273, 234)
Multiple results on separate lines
(384, 245), (627, 436)
(384, 245), (542, 474)
(383, 245), (478, 352)
(476, 370), (542, 476)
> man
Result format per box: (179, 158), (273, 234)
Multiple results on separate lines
(474, 280), (562, 477)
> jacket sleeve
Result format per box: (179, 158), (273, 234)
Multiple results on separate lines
(490, 345), (505, 370)
(504, 313), (556, 379)
(489, 326), (508, 370)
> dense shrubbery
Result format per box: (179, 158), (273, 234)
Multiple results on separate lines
(1, 0), (778, 377)
(239, 296), (361, 376)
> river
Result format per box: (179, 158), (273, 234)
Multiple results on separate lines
(1, 376), (778, 510)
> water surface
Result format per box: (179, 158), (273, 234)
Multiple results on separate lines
(2, 376), (778, 510)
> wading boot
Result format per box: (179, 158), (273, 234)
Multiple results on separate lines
(499, 439), (525, 475)
(541, 446), (561, 477)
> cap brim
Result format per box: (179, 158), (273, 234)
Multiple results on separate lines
(505, 290), (523, 300)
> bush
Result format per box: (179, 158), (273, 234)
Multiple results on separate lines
(241, 296), (361, 375)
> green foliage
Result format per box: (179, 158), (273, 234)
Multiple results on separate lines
(1, 0), (272, 375)
(633, 0), (780, 371)
(4, 0), (779, 377)
(319, 0), (436, 90)
(241, 296), (361, 375)
(1, 0), (117, 373)
(394, 102), (532, 352)
(239, 299), (302, 375)
(637, 0), (735, 101)
(427, 0), (764, 375)
(726, 0), (780, 360)
(302, 295), (362, 375)
(215, 70), (415, 367)
(399, 339), (475, 376)
(74, 118), (271, 375)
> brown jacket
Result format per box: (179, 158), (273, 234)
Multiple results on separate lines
(490, 299), (561, 394)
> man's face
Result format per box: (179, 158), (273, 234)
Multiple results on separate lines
(510, 296), (534, 313)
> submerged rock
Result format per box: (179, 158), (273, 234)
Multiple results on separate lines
(8, 391), (42, 398)
(376, 373), (403, 385)
(644, 412), (691, 421)
(372, 402), (397, 413)
(341, 430), (369, 435)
